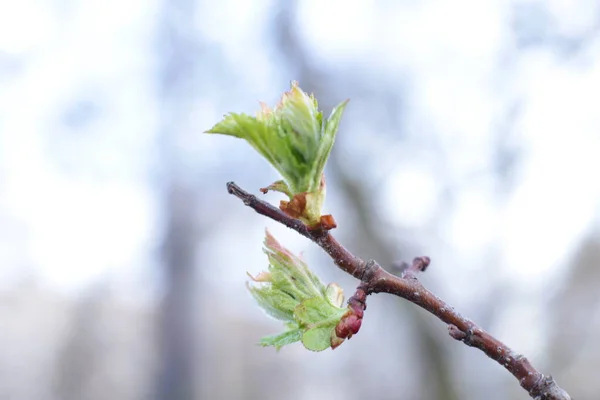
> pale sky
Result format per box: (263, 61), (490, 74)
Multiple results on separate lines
(1, 0), (599, 323)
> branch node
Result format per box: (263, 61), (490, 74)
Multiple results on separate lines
(448, 325), (477, 346)
(448, 324), (465, 340)
(529, 375), (572, 400)
(360, 259), (378, 282)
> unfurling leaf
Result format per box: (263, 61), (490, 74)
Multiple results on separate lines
(248, 231), (351, 351)
(205, 81), (348, 227)
(302, 326), (334, 352)
(259, 329), (303, 351)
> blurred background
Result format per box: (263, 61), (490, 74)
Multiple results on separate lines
(1, 0), (600, 399)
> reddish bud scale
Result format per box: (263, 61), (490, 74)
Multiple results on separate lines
(333, 286), (368, 345)
(335, 313), (363, 339)
(318, 215), (337, 230)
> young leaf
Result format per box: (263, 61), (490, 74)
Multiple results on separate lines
(247, 231), (349, 351)
(259, 329), (303, 350)
(302, 326), (336, 352)
(205, 82), (349, 226)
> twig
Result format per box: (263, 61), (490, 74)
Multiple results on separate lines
(226, 181), (571, 400)
(401, 256), (430, 279)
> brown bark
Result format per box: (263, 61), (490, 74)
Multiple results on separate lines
(227, 181), (571, 400)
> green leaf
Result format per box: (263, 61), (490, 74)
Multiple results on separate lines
(279, 81), (322, 143)
(263, 232), (326, 298)
(247, 232), (349, 351)
(206, 113), (281, 175)
(268, 255), (322, 298)
(267, 267), (309, 302)
(261, 180), (293, 199)
(204, 113), (247, 138)
(204, 83), (349, 222)
(294, 297), (347, 327)
(229, 114), (280, 169)
(311, 99), (349, 189)
(302, 326), (335, 352)
(259, 329), (303, 350)
(248, 286), (297, 322)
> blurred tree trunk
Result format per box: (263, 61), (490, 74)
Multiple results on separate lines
(155, 0), (200, 399)
(54, 287), (104, 400)
(546, 230), (600, 400)
(156, 184), (198, 400)
(271, 3), (460, 399)
(54, 285), (157, 400)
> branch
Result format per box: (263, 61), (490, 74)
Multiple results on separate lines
(227, 182), (571, 400)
